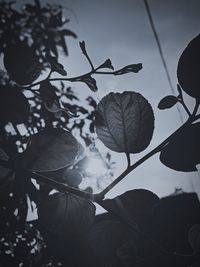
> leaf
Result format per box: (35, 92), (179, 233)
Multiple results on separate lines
(80, 75), (98, 92)
(0, 85), (30, 124)
(158, 95), (178, 110)
(79, 41), (87, 55)
(61, 29), (77, 39)
(103, 189), (159, 229)
(61, 168), (83, 187)
(38, 192), (95, 237)
(177, 34), (200, 99)
(95, 91), (154, 153)
(4, 41), (42, 85)
(46, 55), (67, 76)
(160, 123), (200, 172)
(39, 81), (77, 117)
(188, 224), (200, 254)
(16, 128), (80, 172)
(114, 64), (142, 75)
(87, 220), (138, 265)
(98, 59), (114, 70)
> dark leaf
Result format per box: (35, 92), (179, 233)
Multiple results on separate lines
(80, 75), (98, 92)
(158, 95), (178, 110)
(39, 81), (77, 117)
(61, 29), (77, 39)
(0, 85), (30, 124)
(87, 96), (97, 109)
(95, 91), (154, 153)
(46, 55), (67, 76)
(16, 128), (80, 172)
(87, 220), (138, 265)
(188, 224), (200, 253)
(98, 59), (114, 70)
(160, 123), (200, 172)
(4, 42), (42, 85)
(60, 33), (68, 56)
(38, 192), (95, 237)
(177, 34), (200, 99)
(39, 81), (61, 112)
(113, 189), (159, 226)
(79, 41), (87, 55)
(89, 121), (95, 133)
(114, 64), (142, 75)
(61, 168), (83, 187)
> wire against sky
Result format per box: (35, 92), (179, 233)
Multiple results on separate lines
(143, 0), (184, 123)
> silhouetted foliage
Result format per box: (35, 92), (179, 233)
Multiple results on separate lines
(0, 1), (200, 267)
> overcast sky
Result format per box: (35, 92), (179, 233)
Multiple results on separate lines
(7, 1), (200, 203)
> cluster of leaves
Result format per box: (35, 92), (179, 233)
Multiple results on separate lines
(0, 0), (200, 266)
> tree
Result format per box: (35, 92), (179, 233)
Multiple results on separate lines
(0, 1), (200, 267)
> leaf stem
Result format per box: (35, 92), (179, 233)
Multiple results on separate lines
(126, 153), (131, 168)
(178, 99), (191, 117)
(22, 65), (138, 91)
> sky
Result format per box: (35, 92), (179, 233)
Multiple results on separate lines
(3, 0), (200, 206)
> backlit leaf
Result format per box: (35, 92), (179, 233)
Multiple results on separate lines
(177, 34), (200, 99)
(16, 128), (79, 172)
(160, 123), (200, 172)
(38, 192), (95, 237)
(95, 91), (154, 153)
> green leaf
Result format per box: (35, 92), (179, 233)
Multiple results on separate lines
(38, 192), (95, 237)
(158, 95), (178, 110)
(16, 128), (80, 172)
(188, 224), (200, 254)
(0, 85), (30, 124)
(160, 123), (200, 172)
(177, 34), (200, 99)
(95, 91), (154, 153)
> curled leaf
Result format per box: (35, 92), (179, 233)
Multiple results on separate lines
(0, 85), (30, 124)
(177, 34), (200, 99)
(38, 192), (96, 237)
(79, 41), (87, 55)
(160, 123), (200, 172)
(46, 55), (67, 76)
(114, 64), (142, 75)
(16, 128), (80, 172)
(80, 75), (98, 92)
(158, 95), (178, 110)
(95, 91), (154, 153)
(98, 59), (114, 70)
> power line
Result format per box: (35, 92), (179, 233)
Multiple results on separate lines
(143, 0), (183, 122)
